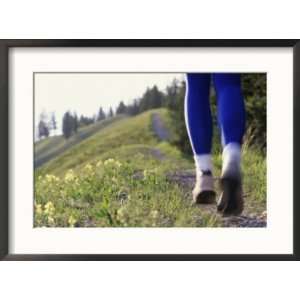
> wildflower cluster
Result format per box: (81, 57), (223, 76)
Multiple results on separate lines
(34, 201), (56, 227)
(34, 157), (186, 227)
(35, 158), (126, 227)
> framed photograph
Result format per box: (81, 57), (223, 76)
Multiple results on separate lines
(0, 39), (299, 260)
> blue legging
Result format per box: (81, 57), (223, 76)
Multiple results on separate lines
(185, 73), (245, 155)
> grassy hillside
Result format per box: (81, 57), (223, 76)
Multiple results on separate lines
(34, 108), (266, 227)
(35, 114), (126, 168)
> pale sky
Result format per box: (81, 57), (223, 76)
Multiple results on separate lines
(35, 73), (184, 135)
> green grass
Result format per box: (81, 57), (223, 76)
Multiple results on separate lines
(34, 108), (266, 227)
(35, 114), (126, 168)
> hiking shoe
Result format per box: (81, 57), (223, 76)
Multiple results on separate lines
(217, 162), (244, 216)
(192, 170), (216, 204)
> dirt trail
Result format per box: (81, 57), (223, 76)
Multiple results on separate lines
(150, 113), (169, 160)
(152, 113), (170, 141)
(151, 113), (267, 228)
(167, 170), (267, 227)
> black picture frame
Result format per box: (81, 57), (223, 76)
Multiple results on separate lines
(0, 39), (299, 261)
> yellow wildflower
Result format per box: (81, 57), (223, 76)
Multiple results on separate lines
(143, 169), (148, 178)
(150, 210), (159, 219)
(45, 174), (59, 183)
(84, 163), (93, 172)
(65, 169), (75, 182)
(104, 158), (115, 165)
(116, 207), (126, 222)
(68, 215), (77, 227)
(103, 158), (122, 168)
(47, 216), (55, 226)
(35, 203), (43, 215)
(96, 160), (103, 167)
(44, 201), (55, 215)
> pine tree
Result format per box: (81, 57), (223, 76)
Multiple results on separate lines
(109, 107), (114, 118)
(165, 79), (179, 109)
(38, 112), (50, 139)
(151, 85), (163, 108)
(73, 112), (78, 133)
(97, 107), (106, 121)
(49, 112), (57, 135)
(139, 88), (151, 112)
(168, 80), (193, 155)
(38, 120), (49, 139)
(62, 111), (73, 139)
(116, 101), (127, 114)
(127, 99), (139, 115)
(139, 86), (163, 112)
(79, 114), (94, 126)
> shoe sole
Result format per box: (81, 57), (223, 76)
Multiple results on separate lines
(193, 190), (216, 205)
(217, 177), (243, 216)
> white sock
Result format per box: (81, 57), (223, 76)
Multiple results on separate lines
(222, 142), (241, 173)
(194, 154), (213, 174)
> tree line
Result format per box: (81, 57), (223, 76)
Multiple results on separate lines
(37, 83), (173, 140)
(38, 105), (115, 140)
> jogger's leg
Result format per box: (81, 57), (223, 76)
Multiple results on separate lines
(213, 73), (245, 214)
(213, 73), (245, 146)
(213, 73), (245, 173)
(184, 73), (213, 171)
(184, 73), (215, 204)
